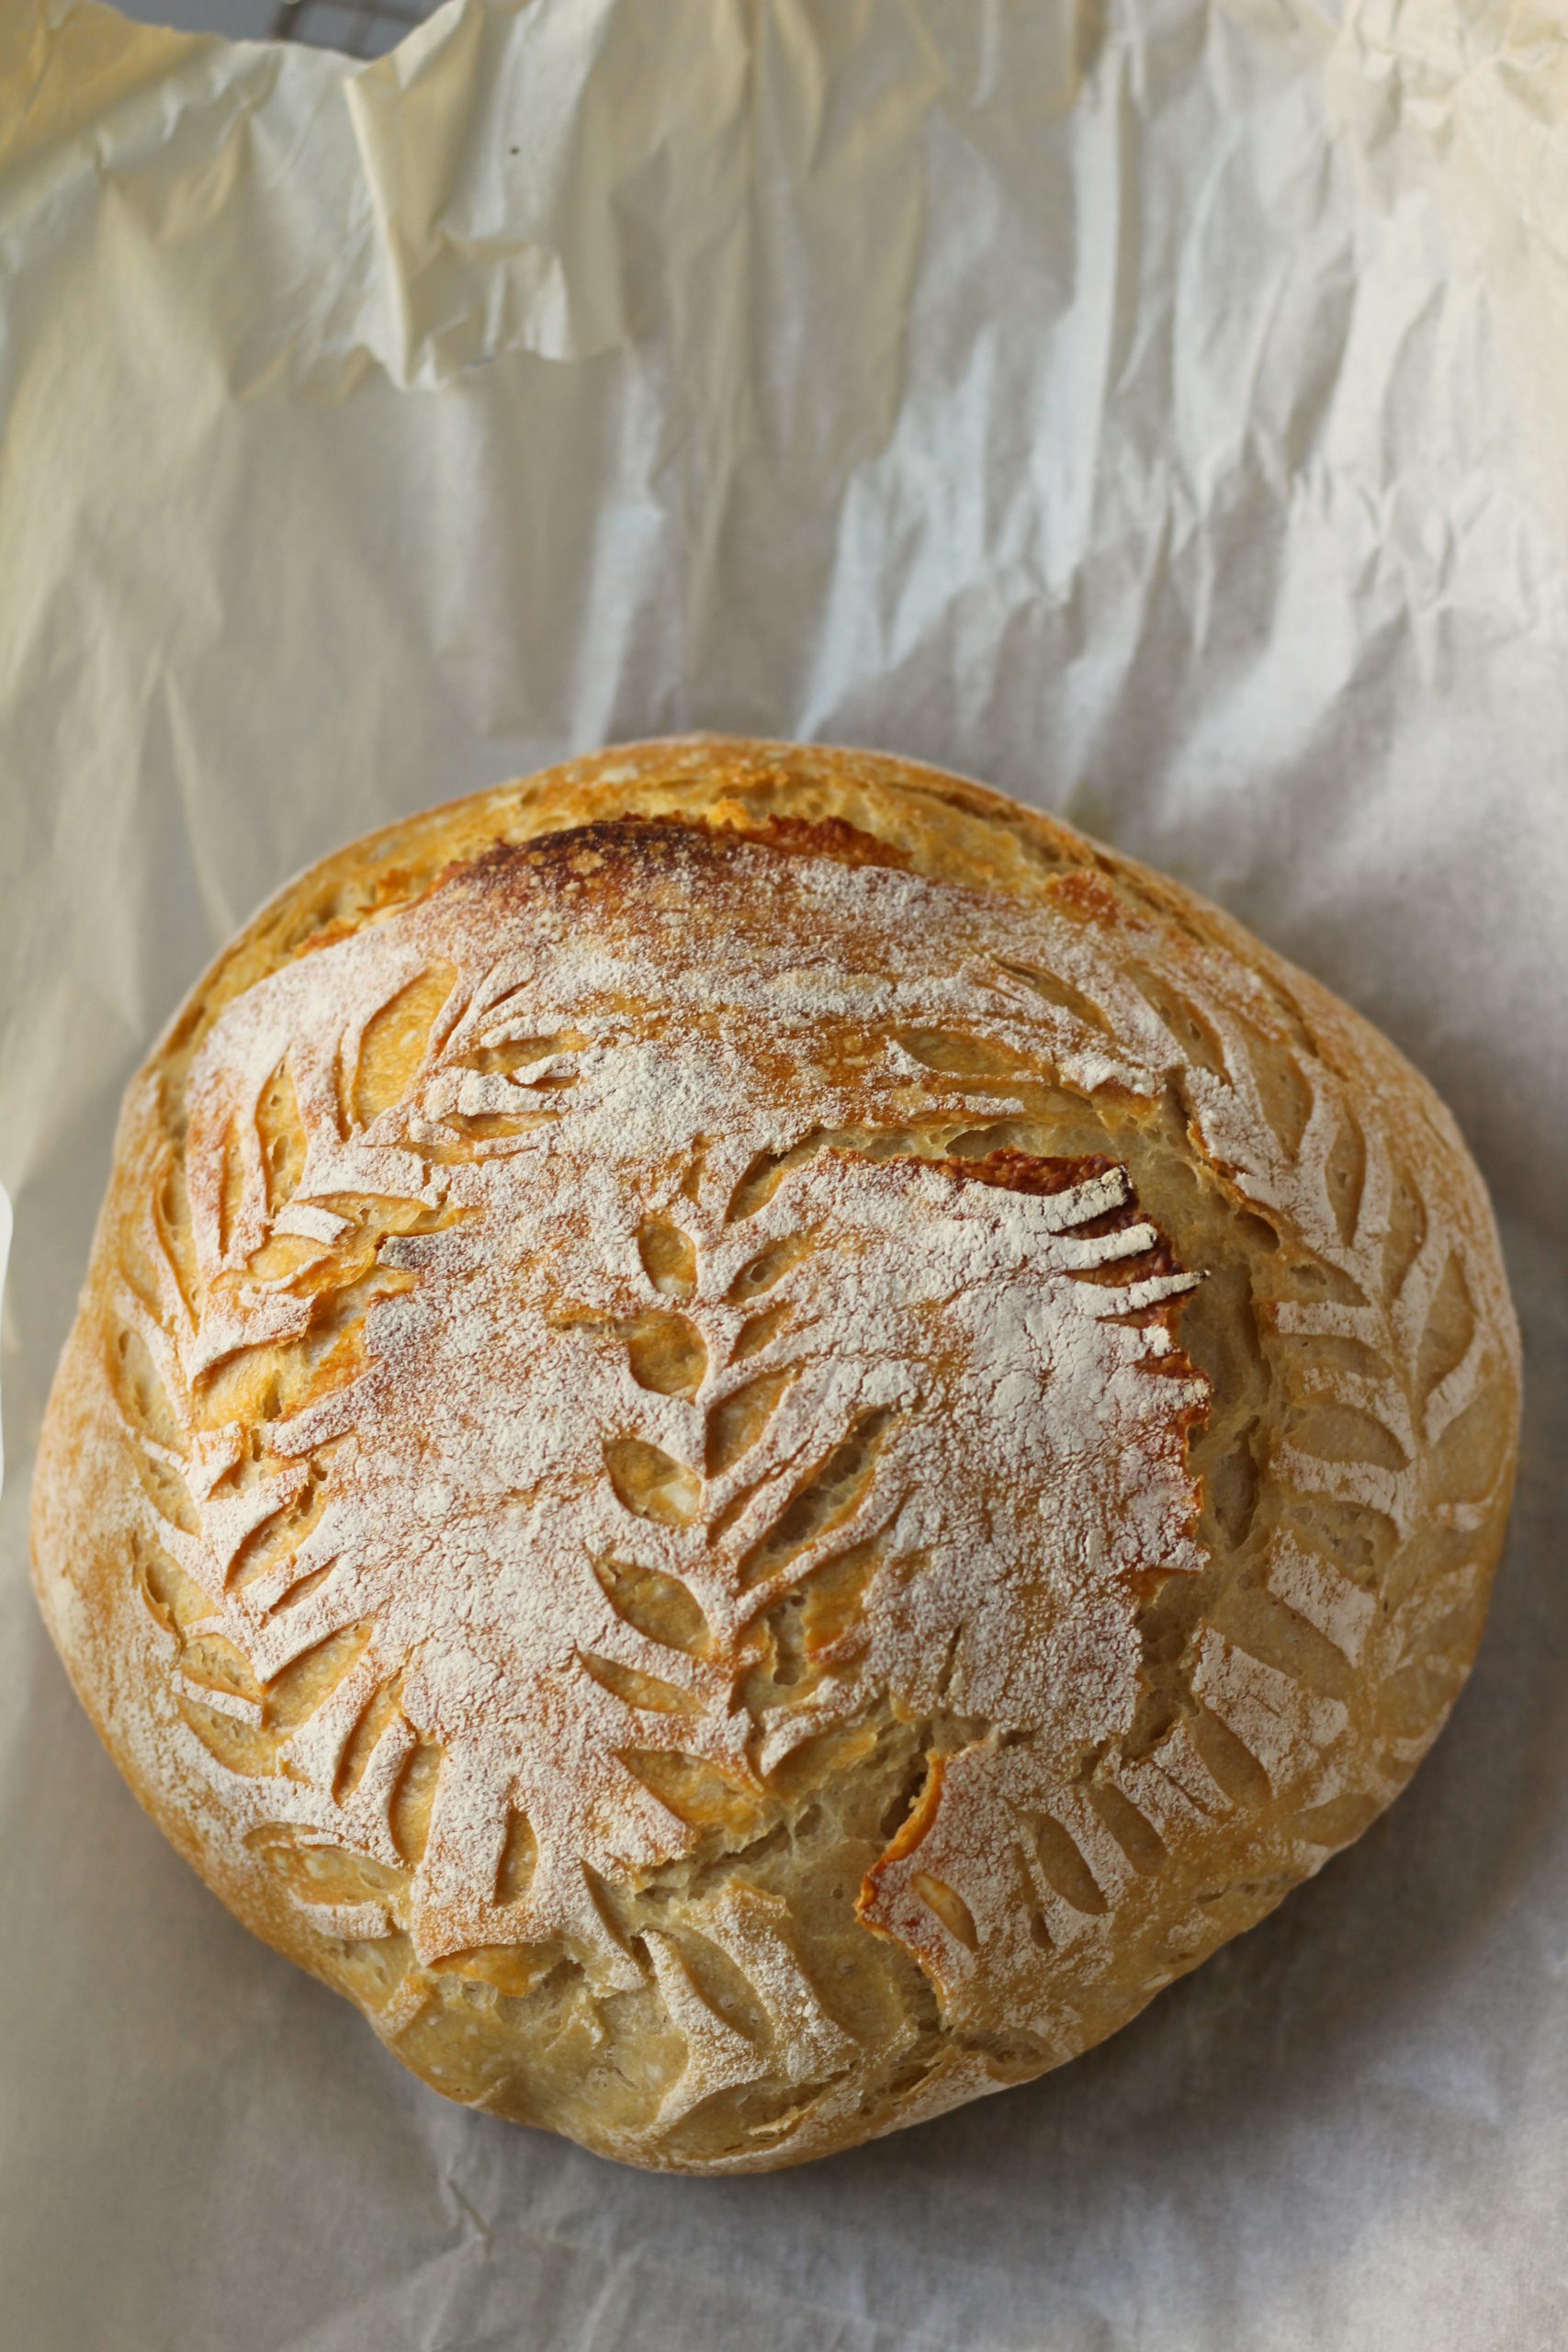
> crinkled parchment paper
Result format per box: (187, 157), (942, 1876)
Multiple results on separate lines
(3, 2), (1568, 2345)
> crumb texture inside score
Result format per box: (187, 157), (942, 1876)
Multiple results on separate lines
(30, 740), (1520, 2173)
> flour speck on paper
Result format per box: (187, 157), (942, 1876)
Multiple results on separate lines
(2, 3), (1567, 2347)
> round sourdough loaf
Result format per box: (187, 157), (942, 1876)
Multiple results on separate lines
(32, 737), (1519, 2172)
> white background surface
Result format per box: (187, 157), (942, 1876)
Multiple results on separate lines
(3, 2), (1568, 2345)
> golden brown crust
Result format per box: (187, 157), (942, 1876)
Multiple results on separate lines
(32, 737), (1520, 2171)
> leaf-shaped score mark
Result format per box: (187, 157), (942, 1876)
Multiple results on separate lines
(994, 957), (1118, 1040)
(256, 1058), (309, 1214)
(579, 1653), (702, 1716)
(739, 1408), (895, 1589)
(604, 1438), (703, 1526)
(893, 1027), (1038, 1083)
(637, 1214), (697, 1298)
(705, 1369), (796, 1476)
(909, 1871), (978, 1951)
(1414, 1250), (1477, 1406)
(547, 1305), (707, 1395)
(732, 1303), (792, 1362)
(726, 1234), (810, 1304)
(459, 1029), (587, 1080)
(352, 966), (459, 1127)
(592, 1555), (710, 1656)
(620, 1311), (707, 1397)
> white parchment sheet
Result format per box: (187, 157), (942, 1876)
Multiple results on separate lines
(4, 2), (1568, 2344)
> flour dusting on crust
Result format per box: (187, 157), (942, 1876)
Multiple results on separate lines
(109, 832), (1208, 1991)
(36, 780), (1517, 2164)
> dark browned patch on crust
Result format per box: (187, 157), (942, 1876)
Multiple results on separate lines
(939, 1145), (1121, 1201)
(908, 1142), (1207, 1387)
(1046, 870), (1129, 929)
(439, 813), (908, 903)
(918, 1148), (1195, 1303)
(702, 812), (910, 870)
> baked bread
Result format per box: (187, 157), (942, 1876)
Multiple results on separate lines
(32, 737), (1520, 2173)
